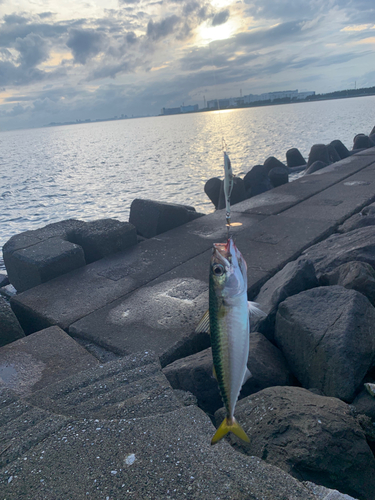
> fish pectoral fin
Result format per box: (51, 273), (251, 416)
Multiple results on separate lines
(242, 368), (252, 386)
(212, 365), (217, 381)
(195, 309), (210, 334)
(211, 417), (250, 445)
(248, 301), (266, 318)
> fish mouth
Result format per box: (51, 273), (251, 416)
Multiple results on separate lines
(213, 240), (231, 268)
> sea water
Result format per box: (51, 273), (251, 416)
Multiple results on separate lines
(1, 95), (375, 270)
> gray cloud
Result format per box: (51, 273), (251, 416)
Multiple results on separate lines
(66, 28), (106, 64)
(15, 33), (49, 67)
(212, 9), (229, 27)
(147, 15), (180, 40)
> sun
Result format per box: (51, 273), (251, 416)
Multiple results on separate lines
(198, 18), (237, 43)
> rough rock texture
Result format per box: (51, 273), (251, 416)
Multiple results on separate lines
(302, 226), (375, 277)
(163, 332), (294, 415)
(0, 297), (25, 347)
(351, 386), (375, 420)
(129, 199), (202, 238)
(69, 218), (137, 263)
(337, 202), (375, 233)
(252, 258), (318, 341)
(304, 482), (358, 500)
(275, 286), (375, 402)
(215, 386), (375, 500)
(320, 261), (375, 306)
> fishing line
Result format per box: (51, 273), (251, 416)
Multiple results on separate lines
(207, 40), (242, 238)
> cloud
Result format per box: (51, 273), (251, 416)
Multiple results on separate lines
(15, 33), (49, 67)
(212, 9), (229, 27)
(66, 28), (106, 64)
(146, 15), (180, 40)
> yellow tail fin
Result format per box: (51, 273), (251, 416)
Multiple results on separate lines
(211, 417), (250, 445)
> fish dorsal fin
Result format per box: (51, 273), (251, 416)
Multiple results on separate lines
(195, 309), (210, 334)
(242, 368), (252, 387)
(248, 301), (266, 318)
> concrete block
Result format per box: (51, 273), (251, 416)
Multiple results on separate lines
(129, 198), (202, 238)
(4, 237), (86, 292)
(0, 297), (25, 347)
(69, 218), (137, 263)
(0, 326), (98, 396)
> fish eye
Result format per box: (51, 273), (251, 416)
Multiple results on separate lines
(213, 264), (225, 276)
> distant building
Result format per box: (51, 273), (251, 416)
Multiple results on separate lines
(161, 104), (199, 115)
(208, 90), (315, 109)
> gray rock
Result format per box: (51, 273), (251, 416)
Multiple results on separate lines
(304, 482), (359, 500)
(0, 274), (9, 288)
(163, 332), (294, 415)
(204, 177), (221, 208)
(243, 164), (271, 198)
(69, 218), (137, 263)
(302, 226), (375, 277)
(286, 148), (306, 168)
(263, 156), (286, 174)
(215, 386), (375, 500)
(129, 198), (202, 238)
(252, 258), (318, 341)
(351, 386), (375, 420)
(275, 286), (375, 402)
(320, 261), (375, 306)
(353, 134), (373, 150)
(338, 202), (375, 233)
(0, 297), (25, 347)
(0, 326), (98, 396)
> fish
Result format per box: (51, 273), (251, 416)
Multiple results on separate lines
(207, 236), (264, 445)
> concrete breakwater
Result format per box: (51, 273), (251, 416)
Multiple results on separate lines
(1, 131), (375, 499)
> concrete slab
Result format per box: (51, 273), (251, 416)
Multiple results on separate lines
(0, 326), (98, 396)
(0, 404), (316, 500)
(282, 166), (375, 223)
(27, 351), (182, 420)
(233, 153), (375, 216)
(11, 211), (263, 334)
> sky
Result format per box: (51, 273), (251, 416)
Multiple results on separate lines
(0, 0), (375, 130)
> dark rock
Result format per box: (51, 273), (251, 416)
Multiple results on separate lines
(69, 219), (137, 264)
(320, 261), (375, 306)
(0, 297), (25, 347)
(351, 385), (375, 420)
(337, 202), (375, 233)
(353, 134), (373, 150)
(129, 199), (202, 238)
(204, 177), (222, 208)
(0, 274), (9, 288)
(252, 258), (318, 341)
(304, 160), (328, 175)
(307, 144), (330, 167)
(163, 332), (294, 415)
(268, 166), (288, 188)
(286, 148), (306, 168)
(275, 286), (375, 402)
(263, 156), (287, 174)
(215, 386), (375, 500)
(243, 165), (271, 198)
(217, 176), (247, 209)
(302, 226), (375, 277)
(370, 125), (375, 136)
(330, 140), (351, 159)
(304, 482), (360, 500)
(370, 133), (375, 145)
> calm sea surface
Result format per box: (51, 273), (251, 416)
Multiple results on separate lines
(1, 95), (375, 270)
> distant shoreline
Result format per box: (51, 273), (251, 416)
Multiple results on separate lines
(42, 86), (375, 129)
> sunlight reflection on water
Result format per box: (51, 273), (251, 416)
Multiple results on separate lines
(1, 95), (375, 270)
